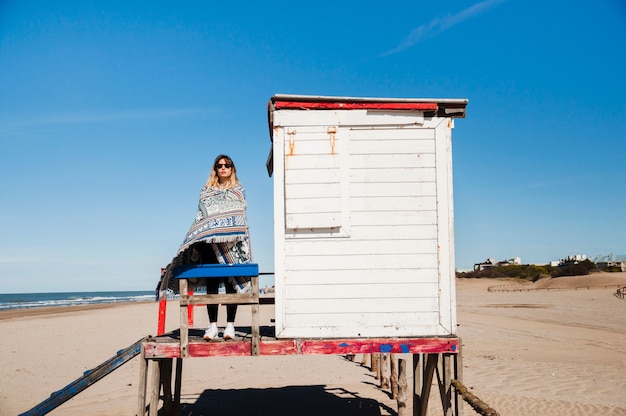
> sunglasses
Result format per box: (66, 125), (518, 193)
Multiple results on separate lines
(215, 163), (232, 169)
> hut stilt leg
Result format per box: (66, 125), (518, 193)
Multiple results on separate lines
(391, 354), (398, 399)
(437, 353), (452, 415)
(148, 359), (161, 416)
(455, 341), (464, 416)
(160, 359), (174, 415)
(397, 358), (408, 416)
(137, 345), (148, 416)
(413, 353), (437, 416)
(173, 358), (183, 416)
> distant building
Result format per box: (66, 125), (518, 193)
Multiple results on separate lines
(552, 254), (588, 267)
(592, 254), (626, 272)
(474, 257), (521, 271)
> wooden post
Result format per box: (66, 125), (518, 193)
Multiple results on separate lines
(413, 353), (421, 415)
(376, 354), (382, 380)
(137, 345), (148, 416)
(417, 354), (438, 416)
(455, 341), (465, 416)
(360, 354), (368, 367)
(390, 354), (398, 399)
(148, 360), (161, 416)
(381, 354), (391, 390)
(178, 279), (189, 358)
(160, 359), (174, 415)
(439, 353), (452, 415)
(397, 358), (408, 416)
(173, 358), (183, 416)
(370, 353), (378, 374)
(251, 275), (260, 356)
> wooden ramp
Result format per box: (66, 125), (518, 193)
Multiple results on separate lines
(19, 336), (149, 416)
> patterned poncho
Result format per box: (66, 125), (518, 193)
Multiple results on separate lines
(157, 184), (253, 296)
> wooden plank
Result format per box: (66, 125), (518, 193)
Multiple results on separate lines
(286, 182), (341, 199)
(258, 340), (300, 355)
(284, 154), (340, 170)
(283, 137), (340, 156)
(251, 276), (260, 356)
(350, 138), (435, 155)
(143, 337), (458, 358)
(349, 224), (438, 240)
(300, 338), (458, 354)
(434, 120), (457, 335)
(137, 346), (148, 416)
(179, 279), (189, 358)
(284, 253), (439, 270)
(397, 358), (408, 416)
(350, 153), (436, 169)
(349, 125), (435, 141)
(350, 181), (436, 198)
(286, 197), (341, 214)
(418, 354), (439, 416)
(148, 360), (160, 416)
(284, 269), (439, 285)
(285, 212), (342, 230)
(173, 358), (183, 413)
(350, 167), (436, 183)
(350, 195), (437, 212)
(282, 311), (440, 328)
(185, 293), (258, 306)
(286, 168), (343, 184)
(284, 297), (439, 314)
(349, 210), (437, 226)
(285, 283), (439, 299)
(188, 342), (254, 357)
(284, 239), (438, 257)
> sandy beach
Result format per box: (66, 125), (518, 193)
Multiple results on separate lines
(1, 272), (625, 415)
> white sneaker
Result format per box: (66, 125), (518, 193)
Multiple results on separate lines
(204, 323), (219, 341)
(223, 322), (236, 340)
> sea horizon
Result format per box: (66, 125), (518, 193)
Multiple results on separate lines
(0, 290), (156, 311)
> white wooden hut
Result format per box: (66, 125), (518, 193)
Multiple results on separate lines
(267, 94), (468, 339)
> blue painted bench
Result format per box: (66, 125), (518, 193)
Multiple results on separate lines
(173, 263), (261, 356)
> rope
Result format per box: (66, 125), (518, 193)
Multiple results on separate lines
(451, 379), (499, 416)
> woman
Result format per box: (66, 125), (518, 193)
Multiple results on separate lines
(196, 155), (252, 340)
(179, 154), (253, 340)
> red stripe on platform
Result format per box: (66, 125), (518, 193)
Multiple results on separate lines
(143, 338), (458, 359)
(273, 101), (439, 111)
(300, 338), (458, 354)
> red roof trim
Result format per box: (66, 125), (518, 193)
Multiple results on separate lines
(273, 101), (439, 111)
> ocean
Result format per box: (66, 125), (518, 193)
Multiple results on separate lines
(0, 291), (156, 311)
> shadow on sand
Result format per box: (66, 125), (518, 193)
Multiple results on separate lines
(171, 384), (396, 416)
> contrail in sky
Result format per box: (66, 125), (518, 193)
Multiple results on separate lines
(381, 0), (506, 57)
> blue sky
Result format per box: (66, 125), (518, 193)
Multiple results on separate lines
(1, 1), (624, 293)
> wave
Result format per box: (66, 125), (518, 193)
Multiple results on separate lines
(0, 291), (155, 311)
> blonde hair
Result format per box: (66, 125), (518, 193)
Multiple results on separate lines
(204, 154), (240, 189)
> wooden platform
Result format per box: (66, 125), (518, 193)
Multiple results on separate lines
(138, 330), (462, 416)
(143, 328), (460, 358)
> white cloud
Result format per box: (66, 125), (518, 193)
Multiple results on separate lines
(382, 0), (506, 56)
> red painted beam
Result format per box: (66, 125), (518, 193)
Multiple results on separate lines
(273, 101), (439, 111)
(300, 338), (458, 355)
(143, 337), (458, 359)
